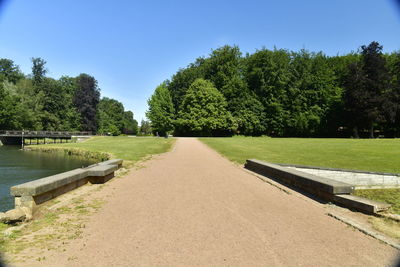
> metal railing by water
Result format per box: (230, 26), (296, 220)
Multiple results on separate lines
(0, 130), (92, 137)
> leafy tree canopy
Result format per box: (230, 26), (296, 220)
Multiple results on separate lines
(176, 78), (236, 136)
(146, 82), (175, 136)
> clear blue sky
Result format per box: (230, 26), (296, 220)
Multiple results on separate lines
(1, 0), (399, 123)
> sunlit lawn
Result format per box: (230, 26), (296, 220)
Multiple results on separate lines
(200, 136), (400, 173)
(34, 136), (175, 163)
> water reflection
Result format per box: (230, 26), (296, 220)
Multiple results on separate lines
(0, 146), (96, 212)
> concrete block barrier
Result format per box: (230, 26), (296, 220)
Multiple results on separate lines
(333, 194), (391, 214)
(245, 159), (354, 199)
(244, 159), (391, 214)
(9, 159), (123, 220)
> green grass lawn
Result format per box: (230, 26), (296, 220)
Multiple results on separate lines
(31, 136), (175, 163)
(200, 136), (400, 173)
(354, 189), (400, 215)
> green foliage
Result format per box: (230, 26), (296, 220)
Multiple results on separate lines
(139, 120), (152, 135)
(57, 76), (83, 131)
(123, 111), (138, 135)
(168, 58), (206, 110)
(155, 42), (400, 137)
(0, 57), (136, 134)
(344, 42), (391, 138)
(97, 98), (138, 136)
(0, 58), (24, 83)
(245, 48), (292, 135)
(97, 97), (125, 135)
(175, 78), (236, 136)
(31, 57), (47, 85)
(0, 84), (23, 129)
(146, 83), (175, 136)
(74, 74), (100, 132)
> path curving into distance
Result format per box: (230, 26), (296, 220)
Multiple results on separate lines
(19, 138), (399, 266)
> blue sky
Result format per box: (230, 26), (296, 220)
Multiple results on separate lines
(0, 0), (399, 123)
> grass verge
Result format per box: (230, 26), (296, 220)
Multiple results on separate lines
(28, 136), (175, 167)
(369, 217), (400, 240)
(353, 189), (400, 215)
(200, 136), (400, 173)
(0, 189), (105, 263)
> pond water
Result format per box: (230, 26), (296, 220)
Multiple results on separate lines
(0, 145), (96, 212)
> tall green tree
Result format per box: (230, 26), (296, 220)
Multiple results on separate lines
(245, 48), (292, 135)
(39, 78), (65, 130)
(381, 52), (400, 137)
(288, 50), (341, 136)
(167, 58), (206, 110)
(0, 58), (24, 83)
(202, 45), (266, 135)
(344, 42), (390, 138)
(146, 82), (175, 136)
(97, 97), (125, 135)
(122, 111), (138, 135)
(74, 74), (100, 132)
(58, 76), (82, 130)
(31, 57), (47, 85)
(175, 78), (236, 136)
(0, 84), (22, 129)
(139, 120), (152, 135)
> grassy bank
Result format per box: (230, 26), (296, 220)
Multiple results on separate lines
(1, 136), (175, 261)
(29, 136), (175, 166)
(354, 188), (400, 238)
(354, 189), (400, 215)
(0, 187), (109, 263)
(200, 136), (400, 173)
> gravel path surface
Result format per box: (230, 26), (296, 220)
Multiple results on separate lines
(17, 138), (400, 266)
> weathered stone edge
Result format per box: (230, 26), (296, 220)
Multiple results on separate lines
(245, 159), (392, 215)
(245, 159), (354, 195)
(10, 159), (123, 197)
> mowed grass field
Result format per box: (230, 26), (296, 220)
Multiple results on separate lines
(200, 136), (400, 173)
(201, 136), (400, 216)
(33, 136), (175, 163)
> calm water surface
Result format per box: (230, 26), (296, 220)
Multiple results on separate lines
(0, 145), (96, 212)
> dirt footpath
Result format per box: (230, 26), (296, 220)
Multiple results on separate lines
(16, 138), (400, 266)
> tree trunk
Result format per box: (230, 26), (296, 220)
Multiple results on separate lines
(369, 124), (374, 138)
(353, 126), (359, 138)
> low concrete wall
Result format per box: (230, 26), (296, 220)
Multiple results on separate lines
(9, 159), (123, 220)
(245, 159), (354, 199)
(245, 159), (390, 214)
(286, 166), (400, 189)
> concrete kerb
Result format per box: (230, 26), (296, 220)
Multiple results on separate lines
(6, 159), (123, 222)
(244, 159), (391, 215)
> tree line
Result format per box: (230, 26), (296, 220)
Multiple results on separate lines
(147, 42), (400, 138)
(0, 58), (138, 135)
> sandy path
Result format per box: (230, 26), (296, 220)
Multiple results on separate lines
(17, 138), (399, 266)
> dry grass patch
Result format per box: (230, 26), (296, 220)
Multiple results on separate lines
(0, 183), (107, 264)
(369, 217), (400, 240)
